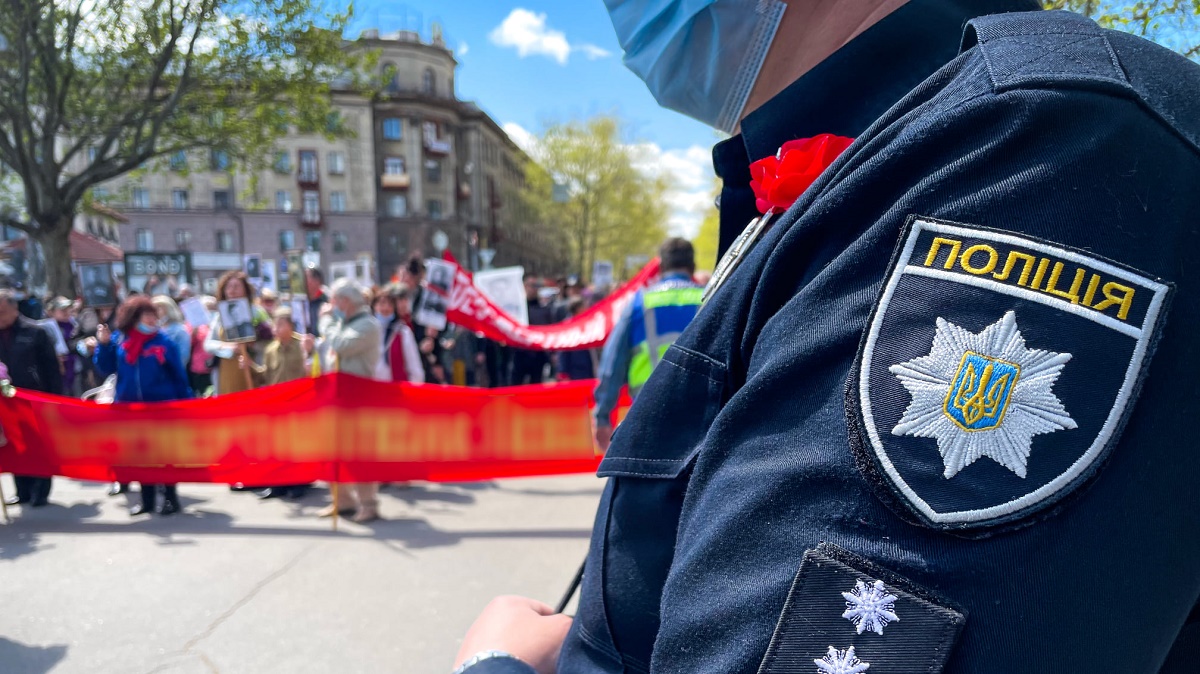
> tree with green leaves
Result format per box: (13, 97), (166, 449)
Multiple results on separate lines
(0, 0), (370, 297)
(1046, 0), (1200, 59)
(520, 116), (670, 282)
(691, 179), (721, 273)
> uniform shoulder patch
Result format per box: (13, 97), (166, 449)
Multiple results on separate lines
(847, 217), (1173, 531)
(758, 544), (965, 674)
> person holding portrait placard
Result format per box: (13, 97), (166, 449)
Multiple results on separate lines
(203, 271), (273, 396)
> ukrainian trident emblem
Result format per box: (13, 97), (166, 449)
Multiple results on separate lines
(889, 312), (1076, 479)
(944, 352), (1019, 431)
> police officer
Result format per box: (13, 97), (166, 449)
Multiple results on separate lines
(454, 0), (1200, 672)
(592, 238), (703, 452)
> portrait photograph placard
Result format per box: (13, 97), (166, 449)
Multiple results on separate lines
(414, 287), (449, 331)
(426, 258), (457, 297)
(218, 298), (256, 342)
(78, 263), (117, 307)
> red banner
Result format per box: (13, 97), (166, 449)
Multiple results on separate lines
(0, 375), (629, 485)
(446, 258), (661, 351)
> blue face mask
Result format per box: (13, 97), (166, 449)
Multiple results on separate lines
(135, 323), (158, 335)
(332, 308), (345, 322)
(604, 0), (786, 133)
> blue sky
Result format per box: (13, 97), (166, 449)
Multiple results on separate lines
(347, 1), (719, 237)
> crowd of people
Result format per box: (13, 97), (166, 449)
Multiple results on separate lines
(0, 251), (658, 520)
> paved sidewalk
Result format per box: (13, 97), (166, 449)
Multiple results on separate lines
(0, 474), (602, 674)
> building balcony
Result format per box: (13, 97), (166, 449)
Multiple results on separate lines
(423, 126), (452, 156)
(424, 137), (452, 156)
(298, 171), (320, 187)
(300, 210), (322, 228)
(381, 173), (411, 189)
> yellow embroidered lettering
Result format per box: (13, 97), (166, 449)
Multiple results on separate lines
(1043, 263), (1086, 304)
(1028, 258), (1051, 290)
(1092, 282), (1136, 320)
(924, 237), (963, 270)
(993, 251), (1037, 285)
(1082, 273), (1102, 307)
(960, 244), (999, 275)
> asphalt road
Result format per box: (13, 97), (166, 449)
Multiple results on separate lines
(0, 474), (602, 674)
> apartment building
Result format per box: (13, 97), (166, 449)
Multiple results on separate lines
(87, 27), (562, 291)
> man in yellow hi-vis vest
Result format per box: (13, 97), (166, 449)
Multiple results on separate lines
(592, 238), (703, 452)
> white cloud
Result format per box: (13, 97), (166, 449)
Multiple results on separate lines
(502, 122), (538, 156)
(458, 41), (470, 57)
(633, 144), (715, 239)
(577, 44), (611, 60)
(489, 9), (611, 65)
(504, 120), (714, 240)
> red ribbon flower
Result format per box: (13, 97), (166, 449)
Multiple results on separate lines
(749, 133), (854, 215)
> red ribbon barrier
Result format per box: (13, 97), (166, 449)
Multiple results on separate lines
(0, 374), (629, 485)
(446, 258), (661, 351)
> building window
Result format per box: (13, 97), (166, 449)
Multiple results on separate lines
(170, 151), (187, 171)
(423, 68), (436, 95)
(382, 118), (402, 140)
(175, 229), (192, 251)
(275, 190), (293, 212)
(132, 188), (149, 209)
(216, 230), (234, 252)
(172, 189), (189, 210)
(136, 229), (154, 251)
(305, 230), (322, 252)
(274, 151), (291, 173)
(428, 199), (443, 219)
(330, 191), (346, 213)
(384, 156), (406, 175)
(299, 151), (318, 182)
(279, 230), (295, 252)
(302, 190), (320, 219)
(424, 159), (441, 184)
(87, 146), (98, 163)
(333, 232), (348, 253)
(210, 149), (230, 171)
(387, 195), (407, 218)
(213, 189), (231, 210)
(382, 62), (399, 92)
(325, 111), (342, 133)
(93, 187), (110, 203)
(328, 151), (345, 175)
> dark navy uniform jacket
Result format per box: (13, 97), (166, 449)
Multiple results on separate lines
(465, 6), (1200, 674)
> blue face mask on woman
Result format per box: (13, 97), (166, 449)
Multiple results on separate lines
(135, 323), (158, 335)
(604, 0), (786, 132)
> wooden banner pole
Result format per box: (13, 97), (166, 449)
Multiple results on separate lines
(331, 481), (339, 532)
(238, 344), (254, 390)
(0, 476), (10, 524)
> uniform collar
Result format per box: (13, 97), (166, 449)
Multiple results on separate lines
(713, 0), (1039, 256)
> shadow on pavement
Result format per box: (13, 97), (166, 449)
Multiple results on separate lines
(0, 501), (101, 560)
(0, 511), (592, 548)
(0, 638), (68, 674)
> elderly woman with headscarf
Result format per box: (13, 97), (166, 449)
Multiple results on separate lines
(316, 278), (383, 523)
(151, 295), (191, 367)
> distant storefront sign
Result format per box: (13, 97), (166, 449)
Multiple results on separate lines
(123, 252), (192, 296)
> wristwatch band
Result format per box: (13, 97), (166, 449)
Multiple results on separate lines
(451, 649), (524, 674)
